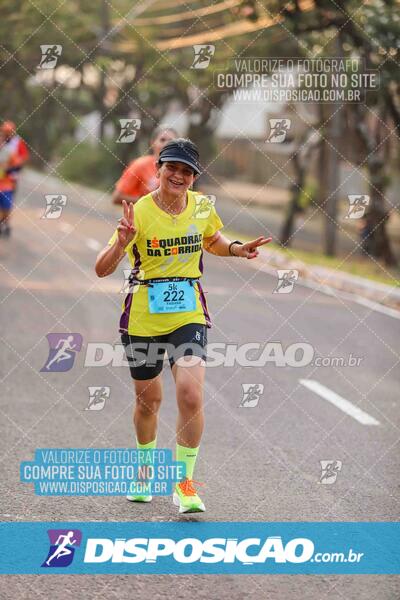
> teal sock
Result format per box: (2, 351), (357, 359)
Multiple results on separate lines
(176, 443), (199, 481)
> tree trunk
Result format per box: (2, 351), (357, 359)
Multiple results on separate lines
(98, 0), (110, 141)
(355, 105), (397, 266)
(280, 155), (304, 247)
(280, 127), (321, 247)
(324, 34), (343, 257)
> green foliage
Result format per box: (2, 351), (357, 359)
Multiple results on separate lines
(56, 139), (123, 191)
(1, 0), (399, 190)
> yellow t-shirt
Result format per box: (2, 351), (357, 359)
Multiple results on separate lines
(108, 190), (224, 336)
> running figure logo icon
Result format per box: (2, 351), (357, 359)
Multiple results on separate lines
(274, 269), (299, 294)
(37, 45), (62, 69)
(192, 195), (216, 219)
(120, 269), (145, 293)
(240, 383), (264, 408)
(117, 119), (141, 143)
(319, 460), (342, 485)
(345, 195), (370, 219)
(42, 529), (82, 568)
(267, 119), (291, 143)
(85, 386), (110, 411)
(41, 194), (67, 219)
(40, 333), (83, 372)
(191, 45), (215, 69)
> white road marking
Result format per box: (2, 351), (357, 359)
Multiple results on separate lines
(86, 238), (102, 251)
(299, 379), (380, 426)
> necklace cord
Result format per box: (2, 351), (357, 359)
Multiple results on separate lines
(155, 189), (187, 217)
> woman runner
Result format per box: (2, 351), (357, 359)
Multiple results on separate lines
(112, 126), (177, 205)
(95, 138), (271, 513)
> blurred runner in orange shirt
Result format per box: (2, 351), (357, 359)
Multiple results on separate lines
(1, 121), (29, 177)
(0, 121), (30, 237)
(112, 126), (177, 205)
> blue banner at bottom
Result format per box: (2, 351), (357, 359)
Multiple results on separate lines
(0, 522), (399, 574)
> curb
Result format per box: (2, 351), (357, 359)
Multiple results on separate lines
(261, 248), (400, 311)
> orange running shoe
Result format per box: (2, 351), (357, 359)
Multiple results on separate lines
(173, 478), (205, 513)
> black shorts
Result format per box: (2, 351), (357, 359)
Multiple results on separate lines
(121, 323), (207, 380)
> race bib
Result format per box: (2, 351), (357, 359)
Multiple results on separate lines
(148, 280), (197, 314)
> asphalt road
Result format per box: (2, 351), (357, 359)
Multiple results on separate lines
(1, 172), (399, 599)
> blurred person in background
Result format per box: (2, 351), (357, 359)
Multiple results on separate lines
(0, 130), (14, 174)
(112, 126), (177, 206)
(0, 121), (30, 237)
(1, 121), (30, 178)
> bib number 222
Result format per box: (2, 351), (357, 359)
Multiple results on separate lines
(148, 280), (196, 314)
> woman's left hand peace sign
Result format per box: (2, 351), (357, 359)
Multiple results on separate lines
(233, 236), (272, 259)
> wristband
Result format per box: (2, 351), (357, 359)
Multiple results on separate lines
(228, 240), (243, 256)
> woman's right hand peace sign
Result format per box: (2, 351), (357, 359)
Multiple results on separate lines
(117, 199), (136, 249)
